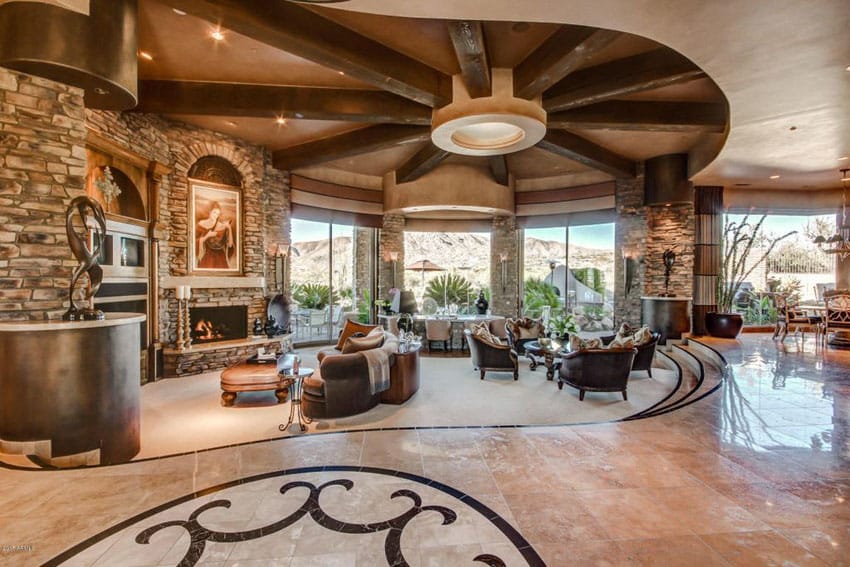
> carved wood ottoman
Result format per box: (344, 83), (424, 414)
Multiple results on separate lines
(219, 354), (295, 407)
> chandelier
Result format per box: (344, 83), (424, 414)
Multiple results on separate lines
(814, 168), (850, 259)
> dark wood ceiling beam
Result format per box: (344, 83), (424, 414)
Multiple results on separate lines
(537, 130), (636, 178)
(395, 143), (450, 183)
(136, 80), (432, 125)
(447, 21), (490, 98)
(489, 155), (509, 185)
(168, 0), (451, 107)
(544, 48), (706, 112)
(272, 125), (431, 171)
(514, 26), (621, 100)
(548, 101), (727, 132)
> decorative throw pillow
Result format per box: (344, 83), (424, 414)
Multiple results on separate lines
(471, 321), (501, 345)
(632, 325), (653, 346)
(569, 334), (603, 351)
(616, 322), (634, 340)
(336, 319), (379, 350)
(609, 335), (636, 349)
(341, 332), (384, 354)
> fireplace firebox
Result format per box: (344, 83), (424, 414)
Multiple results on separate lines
(189, 306), (248, 345)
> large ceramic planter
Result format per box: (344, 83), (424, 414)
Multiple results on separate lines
(705, 312), (744, 338)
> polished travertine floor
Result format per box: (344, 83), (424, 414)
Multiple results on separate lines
(1, 333), (849, 566)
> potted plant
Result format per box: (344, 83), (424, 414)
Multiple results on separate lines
(707, 214), (795, 338)
(547, 310), (578, 340)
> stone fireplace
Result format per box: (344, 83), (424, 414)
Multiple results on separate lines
(190, 305), (247, 345)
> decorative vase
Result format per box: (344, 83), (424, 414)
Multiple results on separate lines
(264, 315), (279, 338)
(253, 317), (263, 336)
(705, 312), (744, 338)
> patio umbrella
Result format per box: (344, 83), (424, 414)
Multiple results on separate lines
(404, 259), (446, 299)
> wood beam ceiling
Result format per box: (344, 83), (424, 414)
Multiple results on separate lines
(272, 125), (431, 171)
(537, 130), (636, 178)
(167, 0), (451, 107)
(513, 26), (621, 100)
(136, 80), (432, 125)
(395, 143), (451, 183)
(548, 101), (727, 132)
(543, 48), (706, 112)
(447, 21), (491, 98)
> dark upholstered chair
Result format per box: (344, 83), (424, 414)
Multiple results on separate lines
(302, 333), (398, 419)
(557, 347), (637, 401)
(505, 317), (545, 359)
(464, 329), (518, 380)
(600, 331), (661, 377)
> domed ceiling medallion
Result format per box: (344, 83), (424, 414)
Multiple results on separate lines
(431, 68), (546, 156)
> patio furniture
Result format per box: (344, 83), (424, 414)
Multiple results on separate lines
(773, 294), (821, 344)
(557, 347), (638, 401)
(464, 329), (518, 380)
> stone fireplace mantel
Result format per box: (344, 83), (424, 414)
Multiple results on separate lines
(162, 276), (266, 289)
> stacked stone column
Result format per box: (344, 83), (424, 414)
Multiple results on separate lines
(378, 214), (405, 301)
(490, 215), (519, 317)
(692, 186), (723, 335)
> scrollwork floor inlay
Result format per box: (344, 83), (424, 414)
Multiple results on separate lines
(46, 466), (544, 566)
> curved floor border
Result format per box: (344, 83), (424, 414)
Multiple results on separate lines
(42, 465), (546, 567)
(4, 348), (726, 472)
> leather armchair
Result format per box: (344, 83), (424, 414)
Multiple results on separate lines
(600, 331), (661, 377)
(464, 329), (518, 380)
(303, 334), (398, 419)
(557, 347), (637, 401)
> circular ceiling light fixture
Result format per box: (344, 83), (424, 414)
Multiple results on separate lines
(431, 68), (546, 156)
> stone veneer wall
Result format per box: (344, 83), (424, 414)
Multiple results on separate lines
(614, 170), (647, 327)
(86, 110), (289, 348)
(378, 214), (405, 301)
(0, 68), (87, 320)
(354, 227), (374, 315)
(490, 215), (519, 317)
(645, 204), (695, 297)
(263, 164), (291, 299)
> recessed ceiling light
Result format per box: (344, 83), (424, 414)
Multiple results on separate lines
(839, 156), (849, 161)
(275, 117), (287, 125)
(173, 8), (186, 15)
(93, 87), (108, 95)
(138, 51), (153, 61)
(225, 120), (238, 127)
(846, 65), (850, 72)
(295, 113), (304, 119)
(337, 71), (345, 76)
(211, 30), (225, 41)
(769, 175), (781, 179)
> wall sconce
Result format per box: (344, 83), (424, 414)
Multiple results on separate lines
(271, 244), (299, 294)
(499, 251), (508, 292)
(623, 253), (638, 296)
(388, 251), (399, 285)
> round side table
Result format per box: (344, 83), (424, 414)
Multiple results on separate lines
(278, 367), (315, 433)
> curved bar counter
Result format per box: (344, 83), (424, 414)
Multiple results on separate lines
(0, 313), (144, 467)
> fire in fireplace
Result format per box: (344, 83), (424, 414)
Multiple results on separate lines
(189, 306), (247, 345)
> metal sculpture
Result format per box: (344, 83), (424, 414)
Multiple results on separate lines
(63, 196), (107, 320)
(662, 247), (677, 297)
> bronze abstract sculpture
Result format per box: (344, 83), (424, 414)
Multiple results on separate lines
(63, 196), (107, 320)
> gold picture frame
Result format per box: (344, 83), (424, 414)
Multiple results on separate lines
(189, 181), (241, 274)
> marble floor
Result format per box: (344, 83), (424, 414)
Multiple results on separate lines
(1, 333), (849, 566)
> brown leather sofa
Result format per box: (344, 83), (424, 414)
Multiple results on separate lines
(302, 332), (398, 419)
(464, 329), (518, 380)
(557, 347), (637, 401)
(600, 331), (661, 377)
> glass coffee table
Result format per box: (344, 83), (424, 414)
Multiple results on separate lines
(278, 367), (315, 433)
(524, 339), (567, 381)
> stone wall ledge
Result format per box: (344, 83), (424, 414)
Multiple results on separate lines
(162, 276), (265, 289)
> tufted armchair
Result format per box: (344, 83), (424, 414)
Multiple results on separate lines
(464, 329), (518, 380)
(557, 347), (637, 401)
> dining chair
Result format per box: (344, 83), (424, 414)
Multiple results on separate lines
(773, 293), (820, 344)
(425, 319), (452, 352)
(823, 289), (850, 346)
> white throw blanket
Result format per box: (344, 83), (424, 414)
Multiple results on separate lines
(361, 346), (390, 395)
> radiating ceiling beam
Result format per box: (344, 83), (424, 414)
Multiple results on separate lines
(514, 26), (621, 100)
(544, 48), (706, 112)
(167, 0), (451, 107)
(395, 143), (451, 183)
(136, 80), (432, 125)
(537, 130), (636, 178)
(548, 101), (727, 132)
(447, 21), (490, 98)
(489, 155), (509, 185)
(272, 125), (431, 171)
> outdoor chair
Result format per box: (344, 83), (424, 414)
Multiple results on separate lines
(773, 293), (821, 344)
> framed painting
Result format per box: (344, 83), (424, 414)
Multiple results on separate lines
(189, 181), (241, 274)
